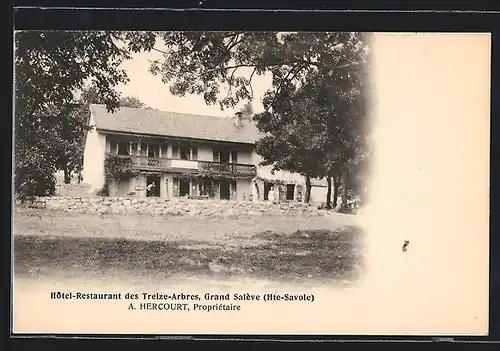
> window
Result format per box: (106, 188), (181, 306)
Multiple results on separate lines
(213, 147), (235, 163)
(179, 145), (190, 160)
(172, 145), (179, 159)
(109, 140), (117, 154)
(138, 142), (146, 156)
(219, 148), (230, 163)
(175, 144), (197, 160)
(131, 142), (138, 156)
(117, 141), (129, 156)
(160, 143), (168, 158)
(148, 143), (160, 158)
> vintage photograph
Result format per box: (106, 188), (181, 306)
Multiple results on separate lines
(13, 30), (370, 287)
(12, 30), (490, 335)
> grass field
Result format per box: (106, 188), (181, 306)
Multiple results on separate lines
(13, 208), (365, 287)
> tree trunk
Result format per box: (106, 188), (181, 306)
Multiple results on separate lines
(333, 176), (340, 208)
(77, 168), (82, 184)
(341, 172), (348, 209)
(304, 175), (311, 203)
(326, 176), (332, 209)
(63, 165), (71, 184)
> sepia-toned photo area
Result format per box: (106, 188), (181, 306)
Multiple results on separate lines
(12, 31), (489, 335)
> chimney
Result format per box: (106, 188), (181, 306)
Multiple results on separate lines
(234, 111), (243, 127)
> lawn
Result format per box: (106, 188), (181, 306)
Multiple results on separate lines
(13, 208), (365, 287)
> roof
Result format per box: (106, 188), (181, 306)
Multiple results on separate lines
(89, 104), (263, 145)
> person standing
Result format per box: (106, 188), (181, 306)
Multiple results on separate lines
(146, 182), (156, 196)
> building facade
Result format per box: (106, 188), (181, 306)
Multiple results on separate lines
(83, 104), (328, 203)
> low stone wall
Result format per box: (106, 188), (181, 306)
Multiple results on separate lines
(18, 196), (325, 217)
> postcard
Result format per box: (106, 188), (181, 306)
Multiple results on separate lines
(12, 31), (490, 335)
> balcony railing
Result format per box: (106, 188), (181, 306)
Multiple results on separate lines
(198, 161), (257, 177)
(130, 155), (171, 170)
(126, 155), (257, 178)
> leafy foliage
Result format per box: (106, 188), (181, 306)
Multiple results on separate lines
(14, 31), (131, 199)
(79, 84), (151, 108)
(104, 154), (138, 181)
(119, 96), (153, 109)
(125, 32), (369, 109)
(125, 31), (372, 204)
(99, 154), (139, 196)
(238, 101), (254, 118)
(55, 86), (151, 186)
(53, 104), (90, 184)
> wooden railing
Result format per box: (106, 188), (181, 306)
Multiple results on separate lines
(130, 155), (171, 170)
(198, 161), (257, 177)
(127, 155), (256, 177)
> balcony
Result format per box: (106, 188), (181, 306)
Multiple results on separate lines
(130, 155), (171, 170)
(198, 161), (257, 178)
(126, 155), (257, 178)
(170, 159), (199, 169)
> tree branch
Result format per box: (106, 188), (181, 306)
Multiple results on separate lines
(248, 67), (257, 99)
(225, 67), (239, 98)
(225, 33), (244, 52)
(151, 47), (176, 55)
(335, 60), (364, 69)
(193, 61), (301, 80)
(193, 58), (365, 82)
(269, 64), (307, 110)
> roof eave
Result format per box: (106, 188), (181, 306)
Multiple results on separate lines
(95, 128), (257, 146)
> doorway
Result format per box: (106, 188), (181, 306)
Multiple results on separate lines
(263, 181), (272, 201)
(286, 184), (295, 200)
(220, 179), (230, 200)
(146, 175), (161, 197)
(179, 178), (190, 197)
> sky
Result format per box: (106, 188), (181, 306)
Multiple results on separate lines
(116, 49), (273, 118)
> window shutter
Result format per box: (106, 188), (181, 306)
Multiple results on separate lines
(192, 147), (198, 161)
(213, 149), (219, 162)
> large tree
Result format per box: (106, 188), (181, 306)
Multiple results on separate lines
(53, 104), (88, 184)
(306, 49), (372, 209)
(126, 31), (371, 206)
(55, 86), (152, 185)
(254, 83), (328, 203)
(14, 31), (131, 198)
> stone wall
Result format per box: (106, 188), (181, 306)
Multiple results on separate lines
(19, 196), (325, 217)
